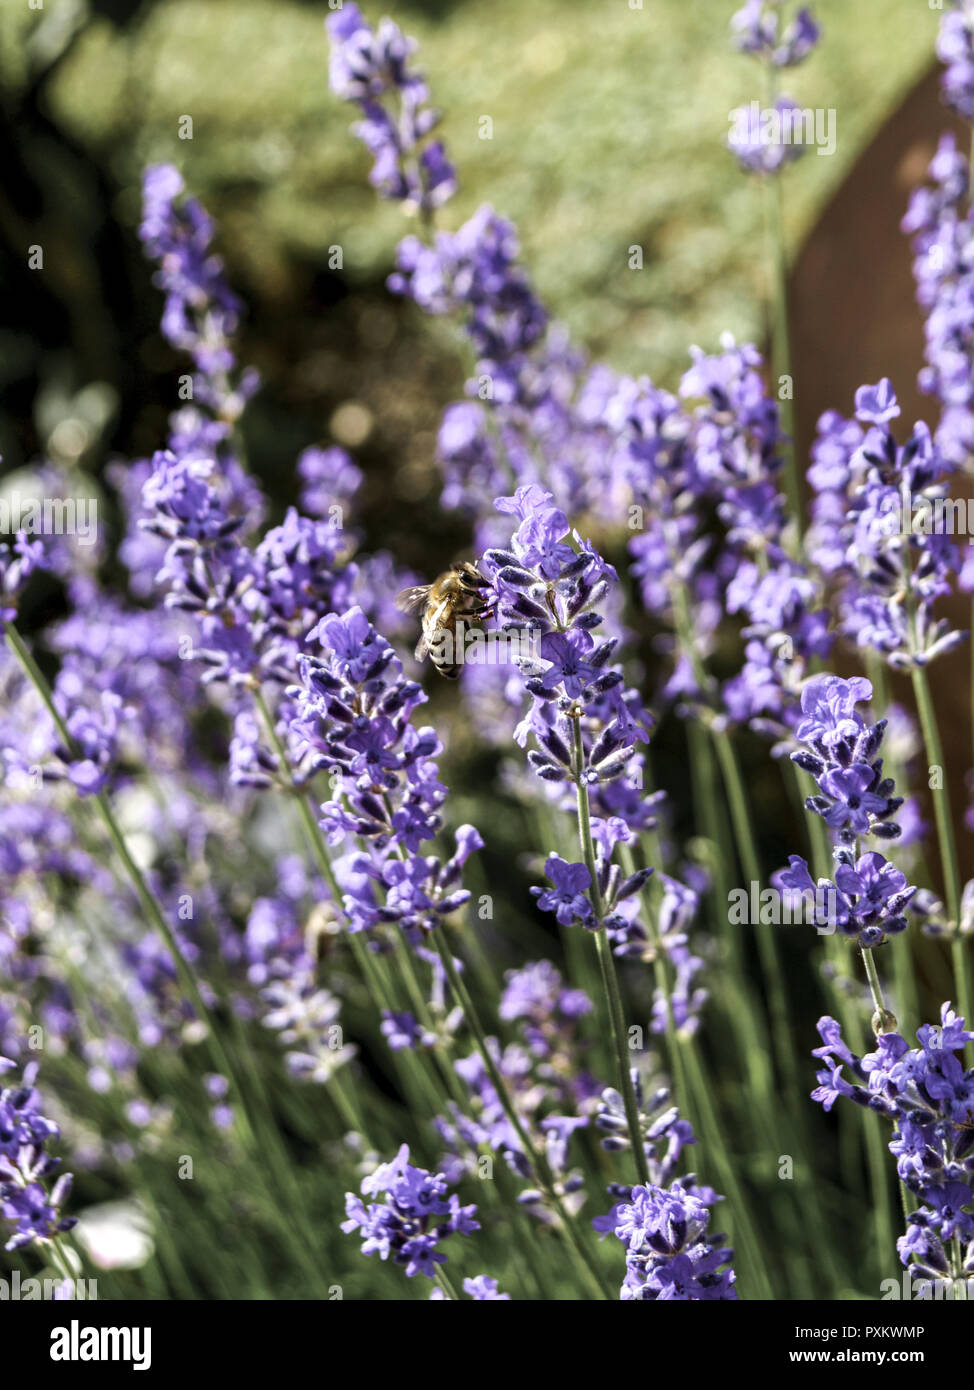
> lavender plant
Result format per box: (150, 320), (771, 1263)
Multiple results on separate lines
(0, 1060), (76, 1252)
(2, 0), (974, 1312)
(813, 1004), (974, 1289)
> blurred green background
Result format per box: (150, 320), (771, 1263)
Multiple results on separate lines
(0, 0), (942, 545)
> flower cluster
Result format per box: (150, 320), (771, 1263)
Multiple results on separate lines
(937, 1), (974, 123)
(730, 1), (821, 67)
(812, 1004), (974, 1281)
(481, 488), (706, 1037)
(682, 340), (832, 731)
(46, 690), (125, 798)
(647, 876), (708, 1038)
(243, 878), (356, 1085)
(342, 1143), (479, 1278)
(807, 381), (965, 668)
(481, 486), (652, 801)
(48, 601), (203, 780)
(774, 676), (916, 949)
(680, 338), (788, 538)
(903, 132), (974, 469)
(497, 959), (592, 1042)
(0, 635), (135, 801)
(139, 451), (262, 687)
(140, 165), (255, 415)
(0, 531), (46, 623)
(391, 207), (548, 409)
(327, 3), (455, 212)
(727, 96), (812, 176)
(436, 961), (599, 1209)
(288, 606), (482, 941)
(0, 1060), (76, 1251)
(603, 375), (696, 615)
(791, 676), (903, 842)
(261, 968), (355, 1086)
(380, 1010), (438, 1053)
(610, 340), (830, 735)
(728, 4), (821, 176)
(531, 851), (651, 936)
(597, 1184), (737, 1300)
(775, 851), (915, 949)
(594, 1072), (736, 1300)
(139, 447), (365, 704)
(429, 1274), (509, 1300)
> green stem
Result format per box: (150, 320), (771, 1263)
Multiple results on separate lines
(831, 981), (896, 1282)
(682, 723), (815, 1292)
(433, 1266), (461, 1300)
(861, 946), (892, 1029)
(331, 1064), (366, 1133)
(669, 584), (778, 1121)
(679, 1040), (773, 1300)
(49, 1235), (80, 1289)
(686, 721), (776, 1109)
(765, 63), (802, 546)
(254, 688), (477, 1121)
(430, 928), (613, 1300)
(712, 726), (802, 1106)
(911, 664), (972, 1025)
(5, 622), (329, 1285)
(862, 656), (919, 1031)
(571, 717), (650, 1188)
(254, 688), (583, 1295)
(617, 843), (677, 1085)
(715, 730), (850, 1293)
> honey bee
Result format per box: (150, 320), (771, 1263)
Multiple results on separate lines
(395, 561), (492, 679)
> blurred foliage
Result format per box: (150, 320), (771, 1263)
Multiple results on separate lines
(0, 0), (941, 557)
(22, 0), (938, 364)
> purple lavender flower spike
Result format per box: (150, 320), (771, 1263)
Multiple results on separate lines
(140, 165), (250, 411)
(791, 675), (905, 844)
(0, 530), (47, 623)
(482, 487), (705, 1033)
(287, 605), (483, 943)
(727, 95), (811, 176)
(731, 2), (821, 68)
(806, 381), (967, 669)
(938, 2), (974, 121)
(0, 1061), (76, 1251)
(777, 674), (918, 948)
(342, 1144), (479, 1278)
(326, 4), (456, 214)
(813, 1005), (974, 1281)
(594, 1072), (736, 1299)
(728, 4), (821, 176)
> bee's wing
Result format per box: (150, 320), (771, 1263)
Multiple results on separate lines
(395, 585), (431, 615)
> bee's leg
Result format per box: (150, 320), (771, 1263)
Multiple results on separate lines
(467, 602), (495, 621)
